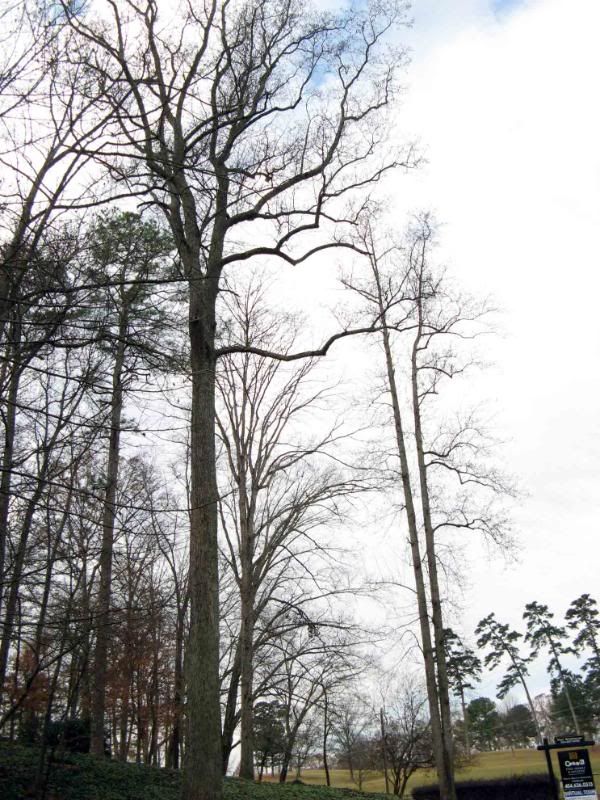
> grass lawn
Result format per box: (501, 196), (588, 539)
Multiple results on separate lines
(289, 746), (600, 795)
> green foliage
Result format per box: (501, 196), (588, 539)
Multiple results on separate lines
(475, 614), (532, 700)
(0, 742), (387, 800)
(550, 672), (596, 736)
(253, 701), (288, 770)
(443, 628), (482, 698)
(500, 705), (536, 748)
(45, 717), (91, 753)
(523, 601), (573, 677)
(85, 210), (177, 368)
(466, 697), (501, 751)
(566, 594), (600, 689)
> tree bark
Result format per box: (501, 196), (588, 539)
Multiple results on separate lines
(0, 320), (21, 621)
(323, 690), (331, 787)
(221, 641), (241, 775)
(411, 316), (456, 800)
(167, 600), (188, 770)
(183, 269), (222, 800)
(238, 478), (256, 779)
(380, 706), (390, 794)
(90, 321), (127, 757)
(375, 280), (450, 800)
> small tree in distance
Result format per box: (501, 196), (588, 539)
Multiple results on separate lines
(466, 697), (501, 752)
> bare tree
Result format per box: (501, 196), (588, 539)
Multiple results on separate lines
(60, 1), (409, 793)
(382, 682), (433, 797)
(343, 215), (513, 800)
(216, 280), (368, 777)
(333, 697), (377, 791)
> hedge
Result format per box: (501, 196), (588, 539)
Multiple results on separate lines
(412, 774), (557, 800)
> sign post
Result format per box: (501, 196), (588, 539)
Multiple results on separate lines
(537, 736), (596, 800)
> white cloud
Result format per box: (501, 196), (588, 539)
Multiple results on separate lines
(384, 0), (600, 693)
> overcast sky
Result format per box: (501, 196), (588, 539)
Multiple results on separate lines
(375, 0), (600, 698)
(275, 0), (600, 701)
(144, 0), (600, 705)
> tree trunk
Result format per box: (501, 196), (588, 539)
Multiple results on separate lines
(460, 688), (470, 754)
(380, 706), (390, 794)
(0, 332), (20, 620)
(376, 288), (450, 800)
(221, 641), (241, 775)
(511, 658), (542, 741)
(551, 643), (580, 734)
(279, 750), (292, 783)
(90, 323), (127, 756)
(239, 489), (255, 779)
(411, 327), (456, 800)
(183, 270), (222, 800)
(168, 602), (187, 770)
(0, 451), (55, 706)
(323, 690), (331, 787)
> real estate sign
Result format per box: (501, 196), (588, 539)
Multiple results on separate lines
(557, 748), (597, 800)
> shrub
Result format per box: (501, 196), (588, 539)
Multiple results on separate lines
(45, 718), (91, 753)
(412, 774), (557, 800)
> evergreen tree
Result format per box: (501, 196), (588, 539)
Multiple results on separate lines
(523, 601), (579, 735)
(444, 629), (482, 753)
(475, 613), (541, 740)
(566, 594), (600, 704)
(466, 697), (500, 752)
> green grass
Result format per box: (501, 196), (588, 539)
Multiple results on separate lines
(0, 741), (387, 800)
(292, 746), (600, 794)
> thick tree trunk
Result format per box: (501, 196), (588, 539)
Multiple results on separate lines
(279, 751), (292, 783)
(183, 273), (222, 800)
(90, 326), (126, 757)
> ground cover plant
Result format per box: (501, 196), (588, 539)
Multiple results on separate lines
(0, 741), (387, 800)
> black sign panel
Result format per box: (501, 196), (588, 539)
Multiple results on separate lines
(557, 749), (597, 799)
(556, 736), (587, 746)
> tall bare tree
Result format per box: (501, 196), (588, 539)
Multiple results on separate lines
(216, 280), (369, 776)
(61, 2), (409, 795)
(343, 215), (513, 800)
